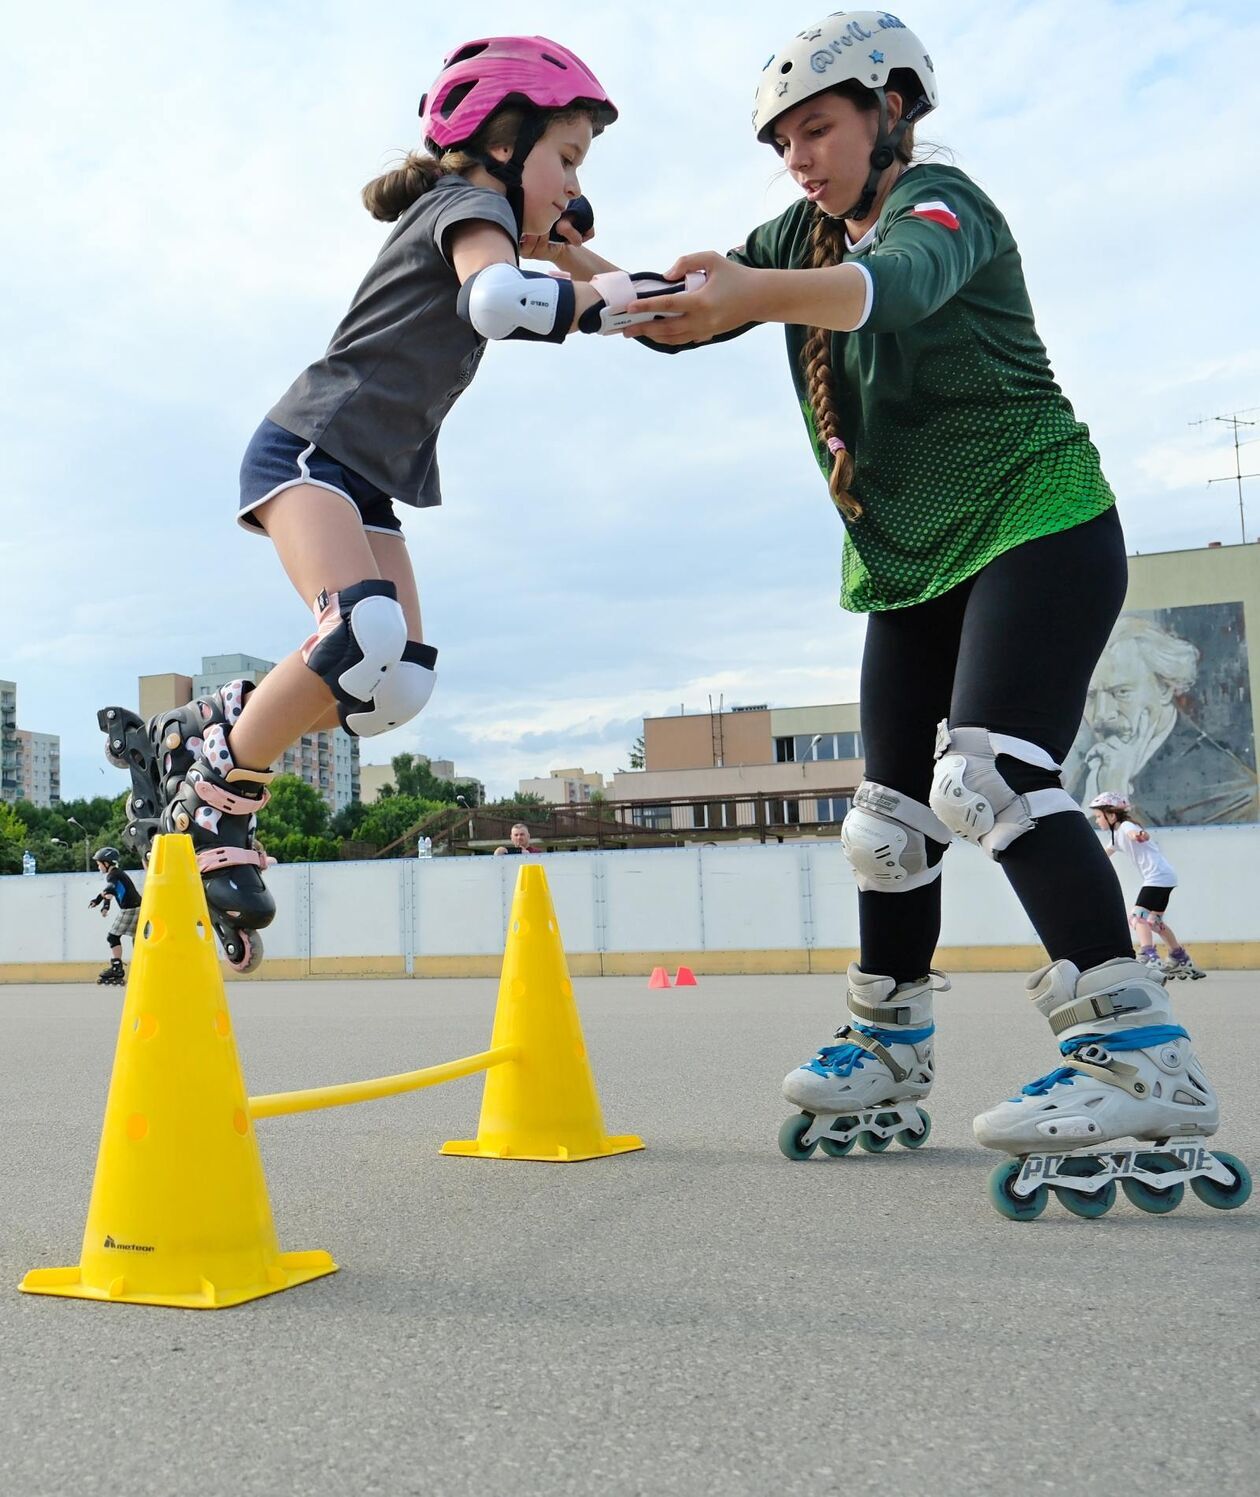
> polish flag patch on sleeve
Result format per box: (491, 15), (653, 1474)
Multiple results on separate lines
(911, 200), (960, 230)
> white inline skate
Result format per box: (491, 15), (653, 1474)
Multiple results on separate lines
(779, 964), (947, 1159)
(1160, 951), (1206, 981)
(976, 957), (1250, 1220)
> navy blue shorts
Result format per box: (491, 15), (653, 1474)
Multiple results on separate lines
(238, 419), (402, 536)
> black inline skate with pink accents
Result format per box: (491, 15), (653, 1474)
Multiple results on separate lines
(98, 679), (275, 973)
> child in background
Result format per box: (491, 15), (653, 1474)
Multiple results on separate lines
(1091, 792), (1204, 979)
(88, 847), (141, 986)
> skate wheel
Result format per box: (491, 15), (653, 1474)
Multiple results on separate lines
(223, 928), (264, 975)
(1190, 1151), (1252, 1211)
(1121, 1153), (1184, 1214)
(778, 1113), (819, 1160)
(1056, 1180), (1116, 1217)
(898, 1109), (932, 1149)
(989, 1160), (1047, 1221)
(819, 1133), (857, 1157)
(858, 1130), (892, 1153)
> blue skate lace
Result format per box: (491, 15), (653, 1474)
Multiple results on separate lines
(1014, 1025), (1190, 1100)
(806, 1023), (935, 1078)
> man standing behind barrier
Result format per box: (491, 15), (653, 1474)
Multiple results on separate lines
(494, 823), (539, 856)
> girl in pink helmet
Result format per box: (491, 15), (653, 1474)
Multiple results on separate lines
(1090, 794), (1204, 980)
(99, 36), (676, 971)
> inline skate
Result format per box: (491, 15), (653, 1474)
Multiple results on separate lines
(976, 957), (1249, 1219)
(1160, 949), (1206, 981)
(96, 957), (126, 986)
(98, 679), (274, 973)
(778, 964), (946, 1158)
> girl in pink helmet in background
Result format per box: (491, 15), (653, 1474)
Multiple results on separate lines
(1091, 793), (1205, 980)
(102, 36), (681, 971)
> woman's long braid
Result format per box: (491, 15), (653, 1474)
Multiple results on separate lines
(801, 210), (860, 520)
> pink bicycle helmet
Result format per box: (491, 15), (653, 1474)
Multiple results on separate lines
(419, 37), (617, 232)
(1089, 792), (1132, 810)
(421, 37), (616, 149)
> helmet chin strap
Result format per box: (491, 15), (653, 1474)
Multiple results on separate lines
(479, 111), (549, 238)
(830, 90), (905, 226)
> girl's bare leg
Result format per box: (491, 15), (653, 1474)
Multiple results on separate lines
(305, 530), (423, 732)
(232, 497), (424, 755)
(1132, 914), (1155, 948)
(1156, 919), (1182, 953)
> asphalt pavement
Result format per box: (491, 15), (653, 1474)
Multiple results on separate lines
(3, 971), (1257, 1495)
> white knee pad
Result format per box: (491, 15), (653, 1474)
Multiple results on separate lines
(303, 581), (438, 737)
(841, 782), (952, 892)
(929, 721), (1080, 857)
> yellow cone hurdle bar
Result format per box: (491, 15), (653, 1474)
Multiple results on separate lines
(249, 862), (644, 1162)
(21, 847), (642, 1311)
(20, 835), (336, 1310)
(441, 863), (644, 1162)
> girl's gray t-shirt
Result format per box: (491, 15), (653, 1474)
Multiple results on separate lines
(267, 175), (518, 507)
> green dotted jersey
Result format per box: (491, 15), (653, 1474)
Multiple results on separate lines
(730, 163), (1116, 612)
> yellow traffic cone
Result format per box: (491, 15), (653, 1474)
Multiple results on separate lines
(442, 864), (644, 1162)
(20, 834), (336, 1309)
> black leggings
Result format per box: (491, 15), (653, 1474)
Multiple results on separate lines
(858, 507), (1132, 983)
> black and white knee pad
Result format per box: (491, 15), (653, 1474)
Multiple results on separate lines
(841, 781), (952, 892)
(929, 722), (1080, 857)
(302, 580), (437, 737)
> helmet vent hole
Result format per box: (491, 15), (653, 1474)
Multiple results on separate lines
(541, 53), (568, 69)
(780, 61), (793, 74)
(441, 81), (476, 118)
(448, 43), (489, 65)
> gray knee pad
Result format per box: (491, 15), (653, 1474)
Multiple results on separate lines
(929, 721), (1080, 857)
(841, 782), (952, 892)
(302, 580), (437, 737)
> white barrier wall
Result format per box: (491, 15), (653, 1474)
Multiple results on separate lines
(2, 826), (1256, 971)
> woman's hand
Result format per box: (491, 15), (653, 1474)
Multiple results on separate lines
(622, 251), (759, 344)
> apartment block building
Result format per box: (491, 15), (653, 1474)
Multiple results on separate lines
(0, 680), (61, 807)
(518, 767), (607, 805)
(140, 654), (359, 813)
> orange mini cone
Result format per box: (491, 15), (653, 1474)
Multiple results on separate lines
(20, 834), (336, 1310)
(673, 966), (697, 986)
(648, 967), (672, 989)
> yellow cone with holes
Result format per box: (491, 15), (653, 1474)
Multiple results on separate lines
(20, 834), (336, 1309)
(442, 864), (644, 1162)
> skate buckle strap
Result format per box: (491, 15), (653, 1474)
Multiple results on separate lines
(1048, 991), (1119, 1036)
(196, 845), (269, 874)
(1026, 1024), (1190, 1101)
(825, 1021), (932, 1084)
(192, 778), (272, 816)
(1049, 981), (1162, 1036)
(848, 994), (917, 1026)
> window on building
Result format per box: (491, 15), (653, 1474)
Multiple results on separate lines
(631, 804), (673, 830)
(693, 801), (741, 830)
(836, 731), (863, 760)
(770, 798), (801, 826)
(774, 736), (795, 763)
(814, 795), (852, 824)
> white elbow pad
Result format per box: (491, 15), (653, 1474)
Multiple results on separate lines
(457, 262), (575, 342)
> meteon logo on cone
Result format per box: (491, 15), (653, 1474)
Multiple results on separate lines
(103, 1234), (155, 1253)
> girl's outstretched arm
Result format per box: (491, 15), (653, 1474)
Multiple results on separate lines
(448, 221), (603, 332)
(625, 250), (869, 346)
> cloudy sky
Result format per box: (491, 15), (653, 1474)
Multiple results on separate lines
(6, 0), (1260, 801)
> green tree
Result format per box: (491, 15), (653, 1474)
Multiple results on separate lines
(628, 735), (646, 770)
(256, 775), (341, 864)
(389, 752), (470, 804)
(355, 793), (447, 851)
(0, 801), (29, 875)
